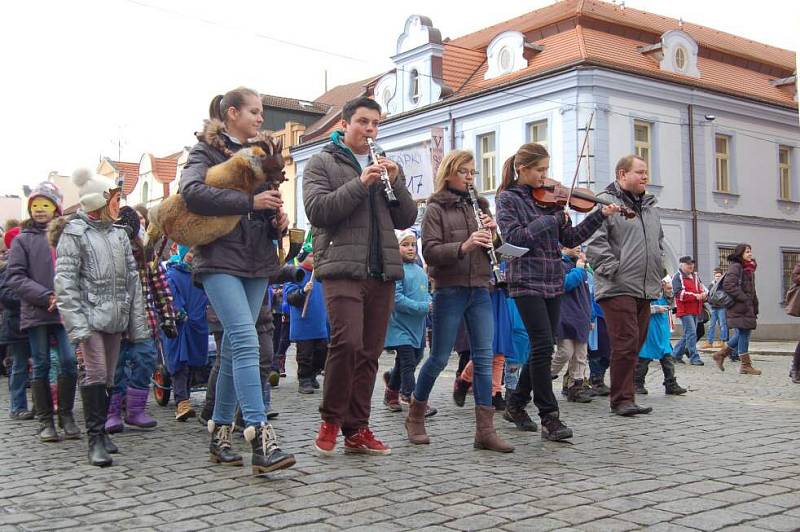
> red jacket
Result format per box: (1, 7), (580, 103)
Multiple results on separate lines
(672, 271), (706, 317)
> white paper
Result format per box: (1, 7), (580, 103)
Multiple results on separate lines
(496, 242), (529, 258)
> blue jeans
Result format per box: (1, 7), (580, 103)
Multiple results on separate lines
(386, 344), (424, 397)
(8, 342), (31, 413)
(672, 315), (699, 360)
(113, 338), (157, 394)
(414, 287), (494, 407)
(28, 324), (77, 381)
(200, 273), (268, 427)
(727, 328), (751, 355)
(707, 308), (728, 342)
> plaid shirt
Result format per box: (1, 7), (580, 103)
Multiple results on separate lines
(496, 184), (605, 298)
(133, 244), (177, 339)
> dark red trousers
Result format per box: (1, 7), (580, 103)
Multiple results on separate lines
(599, 296), (651, 409)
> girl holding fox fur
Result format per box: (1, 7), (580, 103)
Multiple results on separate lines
(178, 86), (295, 475)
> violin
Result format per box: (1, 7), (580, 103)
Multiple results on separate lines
(532, 178), (636, 219)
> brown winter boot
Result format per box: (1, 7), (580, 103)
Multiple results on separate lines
(404, 396), (430, 445)
(474, 406), (514, 453)
(739, 354), (761, 375)
(712, 345), (732, 372)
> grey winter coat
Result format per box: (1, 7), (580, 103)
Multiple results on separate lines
(179, 131), (281, 282)
(302, 141), (417, 281)
(54, 213), (149, 344)
(585, 181), (665, 301)
(5, 220), (62, 330)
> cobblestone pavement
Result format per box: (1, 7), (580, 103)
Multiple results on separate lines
(1, 348), (799, 531)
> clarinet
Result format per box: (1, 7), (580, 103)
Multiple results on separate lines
(467, 184), (505, 286)
(366, 137), (400, 207)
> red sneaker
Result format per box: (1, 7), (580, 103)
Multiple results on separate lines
(384, 389), (402, 412)
(314, 421), (339, 456)
(344, 427), (391, 455)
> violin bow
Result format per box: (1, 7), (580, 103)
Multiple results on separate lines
(564, 110), (595, 213)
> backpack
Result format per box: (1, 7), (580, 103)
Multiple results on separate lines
(708, 274), (735, 309)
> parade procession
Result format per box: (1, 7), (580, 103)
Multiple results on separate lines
(1, 0), (799, 530)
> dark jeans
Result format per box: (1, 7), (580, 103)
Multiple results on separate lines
(599, 296), (651, 409)
(28, 323), (77, 381)
(172, 364), (192, 402)
(113, 338), (157, 394)
(272, 314), (290, 371)
(588, 317), (610, 379)
(296, 338), (327, 380)
(386, 344), (424, 397)
(320, 278), (393, 434)
(509, 295), (560, 418)
(8, 342), (31, 413)
(635, 356), (677, 387)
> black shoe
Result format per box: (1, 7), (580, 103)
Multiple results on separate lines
(424, 405), (438, 418)
(590, 377), (610, 396)
(612, 403), (640, 416)
(503, 404), (537, 432)
(689, 357), (705, 366)
(540, 412), (572, 441)
(57, 375), (81, 440)
(9, 409), (35, 420)
(567, 380), (593, 403)
(31, 379), (59, 442)
(80, 384), (113, 467)
(665, 383), (687, 395)
(634, 404), (653, 414)
(674, 357), (686, 364)
(452, 378), (469, 407)
(298, 379), (314, 394)
(247, 423), (295, 475)
(635, 384), (648, 395)
(492, 392), (506, 411)
(267, 411), (280, 420)
(208, 421), (243, 466)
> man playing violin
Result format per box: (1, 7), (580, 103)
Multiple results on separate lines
(495, 143), (620, 442)
(585, 154), (666, 417)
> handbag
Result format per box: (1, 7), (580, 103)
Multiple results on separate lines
(708, 275), (735, 309)
(785, 284), (800, 317)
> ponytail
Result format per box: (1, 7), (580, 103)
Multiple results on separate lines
(207, 87), (259, 123)
(208, 94), (224, 121)
(498, 155), (517, 192)
(497, 143), (550, 192)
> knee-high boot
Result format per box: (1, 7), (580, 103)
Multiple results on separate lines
(81, 384), (112, 467)
(57, 374), (81, 439)
(634, 358), (649, 394)
(31, 379), (59, 442)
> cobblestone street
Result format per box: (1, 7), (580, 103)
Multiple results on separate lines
(1, 349), (799, 531)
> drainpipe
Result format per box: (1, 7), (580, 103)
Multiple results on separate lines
(687, 104), (699, 263)
(449, 111), (456, 150)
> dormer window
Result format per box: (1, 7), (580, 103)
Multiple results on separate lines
(641, 30), (700, 78)
(674, 46), (687, 71)
(499, 47), (513, 73)
(409, 69), (420, 104)
(484, 31), (533, 80)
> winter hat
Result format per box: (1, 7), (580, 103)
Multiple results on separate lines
(395, 229), (416, 244)
(27, 181), (63, 216)
(72, 168), (120, 213)
(3, 226), (20, 249)
(116, 206), (141, 240)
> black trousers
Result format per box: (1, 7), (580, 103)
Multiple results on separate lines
(296, 339), (328, 380)
(509, 295), (561, 418)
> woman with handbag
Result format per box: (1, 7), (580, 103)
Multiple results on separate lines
(712, 244), (760, 375)
(788, 262), (800, 383)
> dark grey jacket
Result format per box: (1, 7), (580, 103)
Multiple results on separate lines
(302, 141), (417, 281)
(585, 181), (665, 301)
(6, 220), (62, 330)
(723, 261), (759, 330)
(179, 133), (281, 282)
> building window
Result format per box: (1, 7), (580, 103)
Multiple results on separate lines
(477, 132), (496, 192)
(718, 246), (735, 273)
(409, 69), (420, 104)
(779, 145), (792, 200)
(498, 47), (513, 73)
(634, 121), (652, 172)
(528, 120), (548, 150)
(783, 250), (800, 300)
(674, 46), (687, 71)
(381, 87), (392, 111)
(715, 134), (731, 192)
(142, 181), (149, 203)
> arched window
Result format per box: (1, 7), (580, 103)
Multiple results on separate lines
(674, 46), (687, 71)
(142, 181), (149, 203)
(409, 69), (420, 104)
(499, 47), (513, 73)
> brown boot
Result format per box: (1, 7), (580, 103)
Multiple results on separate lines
(712, 345), (732, 372)
(405, 396), (430, 445)
(473, 406), (514, 453)
(739, 354), (761, 375)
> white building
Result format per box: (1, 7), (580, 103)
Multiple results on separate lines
(292, 0), (799, 338)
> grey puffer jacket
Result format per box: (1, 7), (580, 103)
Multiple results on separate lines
(302, 137), (417, 281)
(585, 181), (665, 301)
(54, 212), (148, 344)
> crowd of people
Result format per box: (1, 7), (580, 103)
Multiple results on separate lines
(1, 89), (798, 478)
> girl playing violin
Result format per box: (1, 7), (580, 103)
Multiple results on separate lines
(495, 143), (619, 441)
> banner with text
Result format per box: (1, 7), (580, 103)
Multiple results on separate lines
(386, 144), (434, 200)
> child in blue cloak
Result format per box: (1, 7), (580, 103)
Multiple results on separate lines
(164, 245), (209, 420)
(635, 277), (687, 396)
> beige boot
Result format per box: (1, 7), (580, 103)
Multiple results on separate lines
(739, 354), (761, 375)
(405, 396), (430, 444)
(712, 341), (725, 349)
(712, 345), (732, 372)
(700, 341), (713, 350)
(474, 405), (514, 453)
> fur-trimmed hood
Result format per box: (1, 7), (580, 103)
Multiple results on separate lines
(428, 188), (490, 211)
(47, 216), (72, 249)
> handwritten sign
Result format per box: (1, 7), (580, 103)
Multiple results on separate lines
(386, 144), (433, 200)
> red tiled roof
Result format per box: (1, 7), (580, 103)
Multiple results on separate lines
(110, 160), (140, 196)
(301, 76), (379, 143)
(145, 154), (178, 184)
(261, 94), (329, 114)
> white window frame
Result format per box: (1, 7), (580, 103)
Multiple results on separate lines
(476, 132), (497, 193)
(527, 119), (548, 151)
(715, 134), (732, 193)
(634, 120), (653, 177)
(779, 145), (792, 200)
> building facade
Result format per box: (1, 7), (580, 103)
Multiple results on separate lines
(291, 0), (799, 338)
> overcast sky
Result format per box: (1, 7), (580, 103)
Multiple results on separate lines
(1, 0), (797, 196)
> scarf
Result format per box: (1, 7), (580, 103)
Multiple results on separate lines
(743, 259), (757, 274)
